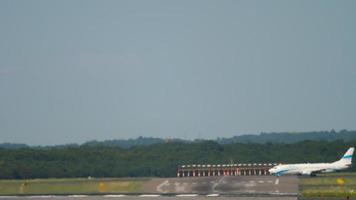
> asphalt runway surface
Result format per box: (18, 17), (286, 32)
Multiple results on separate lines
(0, 176), (299, 199)
(143, 176), (298, 195)
(0, 196), (297, 200)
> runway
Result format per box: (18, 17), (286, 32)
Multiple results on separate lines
(0, 196), (297, 200)
(0, 176), (298, 199)
(143, 176), (298, 195)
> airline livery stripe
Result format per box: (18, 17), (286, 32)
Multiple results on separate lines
(342, 155), (353, 159)
(275, 169), (289, 175)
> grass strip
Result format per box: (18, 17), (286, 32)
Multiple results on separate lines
(0, 178), (144, 195)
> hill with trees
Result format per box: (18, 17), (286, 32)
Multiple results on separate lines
(2, 130), (355, 149)
(0, 139), (355, 179)
(217, 129), (356, 144)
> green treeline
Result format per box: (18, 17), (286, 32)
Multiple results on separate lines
(0, 140), (355, 179)
(2, 130), (356, 149)
(217, 129), (356, 144)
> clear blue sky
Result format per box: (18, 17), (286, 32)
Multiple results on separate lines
(1, 0), (356, 145)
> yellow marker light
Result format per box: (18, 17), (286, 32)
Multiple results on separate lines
(98, 182), (106, 193)
(336, 178), (345, 185)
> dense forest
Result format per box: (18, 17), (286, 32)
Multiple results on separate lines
(0, 139), (355, 179)
(217, 129), (356, 144)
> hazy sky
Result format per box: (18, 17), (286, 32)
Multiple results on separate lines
(1, 0), (356, 145)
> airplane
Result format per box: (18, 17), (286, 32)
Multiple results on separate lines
(268, 147), (354, 176)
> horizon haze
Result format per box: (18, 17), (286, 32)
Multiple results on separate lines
(1, 0), (356, 145)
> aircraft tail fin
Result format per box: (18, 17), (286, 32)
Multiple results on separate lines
(338, 147), (354, 165)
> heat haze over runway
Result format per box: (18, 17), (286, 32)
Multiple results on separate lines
(143, 176), (298, 195)
(0, 196), (297, 200)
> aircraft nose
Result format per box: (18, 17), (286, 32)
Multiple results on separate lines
(268, 168), (275, 174)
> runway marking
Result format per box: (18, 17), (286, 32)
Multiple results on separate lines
(258, 180), (264, 183)
(206, 194), (220, 197)
(269, 192), (298, 196)
(268, 180), (273, 183)
(176, 194), (198, 197)
(174, 183), (186, 193)
(212, 176), (225, 192)
(67, 195), (88, 198)
(139, 194), (161, 197)
(156, 180), (169, 193)
(275, 178), (279, 185)
(245, 182), (256, 187)
(104, 195), (126, 197)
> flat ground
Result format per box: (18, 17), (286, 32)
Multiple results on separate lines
(1, 173), (354, 199)
(0, 196), (297, 200)
(299, 172), (356, 199)
(0, 178), (146, 195)
(143, 176), (298, 195)
(0, 176), (298, 196)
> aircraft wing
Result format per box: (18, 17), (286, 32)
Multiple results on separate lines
(301, 170), (314, 175)
(301, 168), (327, 175)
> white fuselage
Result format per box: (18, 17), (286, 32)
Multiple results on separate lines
(269, 161), (349, 176)
(268, 147), (354, 176)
